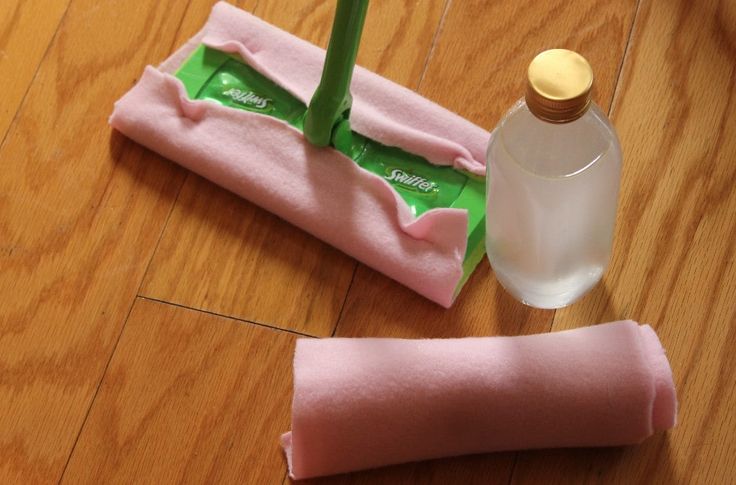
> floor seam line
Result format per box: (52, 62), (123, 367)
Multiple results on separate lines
(608, 0), (643, 118)
(330, 263), (358, 337)
(416, 0), (453, 91)
(57, 284), (142, 483)
(137, 296), (319, 338)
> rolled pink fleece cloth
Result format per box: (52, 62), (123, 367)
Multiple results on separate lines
(281, 321), (677, 479)
(109, 2), (490, 307)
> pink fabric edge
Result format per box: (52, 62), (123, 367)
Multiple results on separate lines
(281, 339), (299, 479)
(197, 1), (489, 175)
(280, 432), (294, 478)
(638, 324), (678, 432)
(110, 67), (467, 306)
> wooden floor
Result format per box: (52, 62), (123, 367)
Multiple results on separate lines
(1, 0), (734, 483)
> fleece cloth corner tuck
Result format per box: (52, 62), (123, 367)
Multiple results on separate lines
(281, 321), (678, 479)
(109, 1), (490, 308)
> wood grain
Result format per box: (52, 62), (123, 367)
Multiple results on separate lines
(175, 1), (259, 50)
(334, 260), (551, 339)
(0, 0), (194, 482)
(141, 175), (354, 336)
(61, 298), (296, 484)
(417, 0), (638, 128)
(140, 0), (448, 336)
(1, 0), (735, 483)
(512, 0), (736, 483)
(0, 0), (69, 141)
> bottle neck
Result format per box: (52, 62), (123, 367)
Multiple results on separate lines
(525, 89), (591, 124)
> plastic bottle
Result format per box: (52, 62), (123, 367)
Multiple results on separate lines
(485, 49), (622, 309)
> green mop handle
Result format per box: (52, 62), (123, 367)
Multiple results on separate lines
(303, 0), (369, 147)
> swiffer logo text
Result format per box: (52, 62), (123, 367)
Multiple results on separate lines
(222, 88), (271, 109)
(385, 169), (438, 194)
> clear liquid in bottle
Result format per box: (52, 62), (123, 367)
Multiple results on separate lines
(485, 50), (622, 309)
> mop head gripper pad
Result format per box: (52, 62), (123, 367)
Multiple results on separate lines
(109, 2), (490, 307)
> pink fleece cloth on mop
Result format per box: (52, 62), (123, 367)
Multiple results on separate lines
(281, 321), (677, 479)
(109, 2), (490, 307)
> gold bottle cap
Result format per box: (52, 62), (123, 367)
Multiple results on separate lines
(526, 49), (593, 123)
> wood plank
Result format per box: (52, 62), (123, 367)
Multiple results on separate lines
(175, 1), (259, 49)
(417, 0), (638, 127)
(61, 298), (296, 484)
(256, 0), (449, 89)
(0, 0), (197, 482)
(141, 175), (355, 336)
(0, 0), (69, 141)
(140, 0), (448, 336)
(512, 0), (736, 483)
(334, 261), (551, 339)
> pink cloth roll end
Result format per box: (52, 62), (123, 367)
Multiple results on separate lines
(639, 324), (678, 432)
(281, 321), (677, 479)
